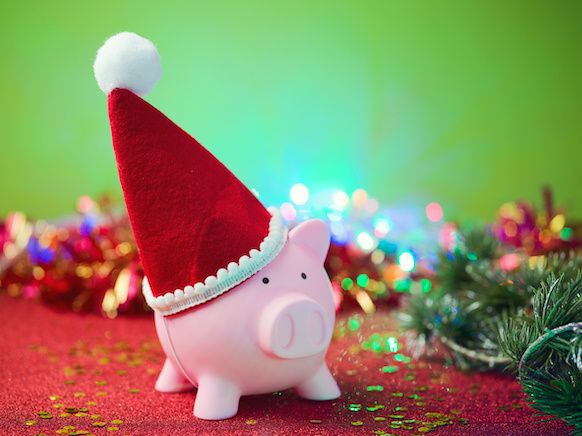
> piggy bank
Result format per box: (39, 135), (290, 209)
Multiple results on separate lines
(153, 220), (341, 420)
(92, 32), (341, 420)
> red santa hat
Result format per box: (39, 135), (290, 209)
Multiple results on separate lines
(93, 32), (287, 316)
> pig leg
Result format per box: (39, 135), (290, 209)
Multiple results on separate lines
(194, 375), (240, 420)
(295, 363), (341, 400)
(155, 358), (194, 393)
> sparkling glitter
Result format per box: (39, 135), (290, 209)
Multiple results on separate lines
(367, 385), (384, 392)
(393, 354), (411, 363)
(349, 403), (363, 412)
(92, 422), (107, 427)
(49, 395), (60, 401)
(25, 420), (37, 426)
(111, 419), (123, 424)
(107, 427), (119, 432)
(388, 414), (404, 419)
(381, 365), (399, 373)
(391, 392), (403, 397)
(373, 416), (386, 422)
(351, 421), (364, 426)
(366, 404), (385, 412)
(245, 419), (257, 425)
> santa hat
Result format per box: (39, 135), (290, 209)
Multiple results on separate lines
(93, 32), (287, 316)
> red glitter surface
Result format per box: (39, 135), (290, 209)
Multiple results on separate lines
(0, 295), (572, 435)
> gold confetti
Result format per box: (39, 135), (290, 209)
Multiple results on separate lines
(95, 380), (107, 386)
(74, 392), (86, 397)
(90, 415), (101, 419)
(25, 420), (37, 426)
(129, 388), (140, 394)
(53, 403), (64, 409)
(49, 395), (61, 401)
(351, 421), (364, 426)
(59, 412), (72, 418)
(107, 427), (119, 432)
(110, 419), (123, 425)
(96, 391), (108, 397)
(86, 401), (97, 406)
(418, 427), (432, 433)
(37, 411), (53, 419)
(92, 422), (107, 427)
(75, 412), (89, 417)
(374, 417), (386, 422)
(245, 419), (257, 425)
(450, 409), (462, 415)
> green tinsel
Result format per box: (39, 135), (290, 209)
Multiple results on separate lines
(400, 227), (582, 432)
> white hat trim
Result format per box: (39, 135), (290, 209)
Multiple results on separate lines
(142, 207), (287, 315)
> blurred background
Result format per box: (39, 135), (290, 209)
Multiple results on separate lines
(1, 0), (581, 220)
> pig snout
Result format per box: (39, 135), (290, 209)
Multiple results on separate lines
(258, 294), (332, 359)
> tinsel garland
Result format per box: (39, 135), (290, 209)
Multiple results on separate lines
(0, 190), (438, 317)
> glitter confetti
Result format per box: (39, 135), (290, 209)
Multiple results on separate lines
(367, 385), (384, 392)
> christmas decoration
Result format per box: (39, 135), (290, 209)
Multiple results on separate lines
(0, 196), (147, 318)
(498, 271), (582, 431)
(401, 225), (582, 431)
(93, 32), (340, 419)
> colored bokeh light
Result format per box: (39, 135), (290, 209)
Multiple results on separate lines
(356, 231), (376, 252)
(374, 218), (391, 238)
(425, 202), (443, 222)
(279, 202), (297, 221)
(398, 251), (415, 272)
(289, 183), (309, 205)
(332, 190), (350, 210)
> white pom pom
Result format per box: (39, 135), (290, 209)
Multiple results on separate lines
(94, 32), (161, 96)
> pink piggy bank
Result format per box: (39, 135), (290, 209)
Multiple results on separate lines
(154, 220), (341, 420)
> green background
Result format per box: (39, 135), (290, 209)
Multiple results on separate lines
(1, 1), (581, 220)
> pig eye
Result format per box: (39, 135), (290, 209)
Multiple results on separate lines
(301, 272), (307, 279)
(262, 277), (270, 284)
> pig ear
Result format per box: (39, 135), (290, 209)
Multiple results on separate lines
(289, 219), (330, 263)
